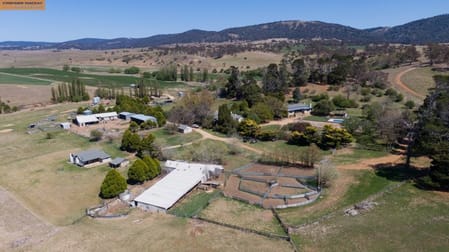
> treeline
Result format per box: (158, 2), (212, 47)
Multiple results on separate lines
(94, 86), (125, 99)
(412, 75), (449, 190)
(51, 79), (90, 103)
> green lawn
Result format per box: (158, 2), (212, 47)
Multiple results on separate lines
(151, 128), (202, 147)
(332, 148), (389, 165)
(0, 68), (186, 88)
(303, 115), (328, 122)
(401, 67), (438, 96)
(295, 183), (449, 251)
(260, 124), (282, 131)
(278, 170), (395, 227)
(0, 72), (51, 85)
(168, 190), (221, 217)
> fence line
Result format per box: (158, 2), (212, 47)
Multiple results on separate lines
(194, 216), (290, 241)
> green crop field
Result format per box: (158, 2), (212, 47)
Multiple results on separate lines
(0, 72), (51, 85)
(0, 68), (187, 88)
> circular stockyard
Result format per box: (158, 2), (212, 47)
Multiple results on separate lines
(224, 163), (320, 209)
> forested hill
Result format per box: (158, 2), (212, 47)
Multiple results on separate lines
(1, 14), (449, 50)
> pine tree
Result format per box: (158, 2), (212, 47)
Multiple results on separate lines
(189, 66), (194, 82)
(100, 169), (127, 198)
(128, 159), (148, 184)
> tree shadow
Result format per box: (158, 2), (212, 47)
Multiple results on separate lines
(373, 163), (427, 182)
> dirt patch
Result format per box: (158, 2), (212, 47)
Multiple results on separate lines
(337, 154), (403, 170)
(0, 128), (13, 133)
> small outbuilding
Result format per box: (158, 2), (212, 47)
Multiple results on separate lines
(60, 122), (71, 129)
(93, 96), (101, 105)
(178, 124), (192, 134)
(109, 157), (129, 168)
(69, 149), (111, 167)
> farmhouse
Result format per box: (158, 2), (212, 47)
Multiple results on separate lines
(130, 114), (158, 125)
(69, 149), (111, 167)
(134, 160), (224, 213)
(178, 124), (192, 134)
(287, 103), (312, 117)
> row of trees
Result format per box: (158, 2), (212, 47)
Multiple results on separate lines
(51, 79), (90, 103)
(99, 156), (161, 198)
(289, 125), (353, 149)
(121, 130), (160, 158)
(412, 75), (449, 190)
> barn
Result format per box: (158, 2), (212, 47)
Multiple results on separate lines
(134, 160), (224, 213)
(118, 112), (135, 120)
(75, 115), (99, 127)
(130, 114), (158, 125)
(95, 112), (118, 121)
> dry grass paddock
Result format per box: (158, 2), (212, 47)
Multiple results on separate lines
(199, 197), (286, 236)
(0, 103), (294, 251)
(0, 49), (283, 73)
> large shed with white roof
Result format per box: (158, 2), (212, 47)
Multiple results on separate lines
(134, 160), (224, 213)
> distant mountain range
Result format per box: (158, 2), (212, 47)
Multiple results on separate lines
(1, 14), (449, 50)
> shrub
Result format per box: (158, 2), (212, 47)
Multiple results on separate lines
(100, 170), (127, 199)
(311, 100), (335, 116)
(256, 130), (277, 141)
(287, 122), (312, 132)
(124, 66), (140, 74)
(127, 159), (148, 184)
(404, 100), (415, 109)
(90, 129), (103, 142)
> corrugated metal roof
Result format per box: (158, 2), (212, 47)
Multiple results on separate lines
(287, 103), (312, 112)
(178, 124), (191, 130)
(95, 112), (118, 118)
(110, 157), (126, 166)
(134, 161), (224, 210)
(76, 115), (99, 124)
(75, 149), (110, 163)
(130, 114), (157, 123)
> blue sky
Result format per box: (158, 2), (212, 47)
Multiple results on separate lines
(0, 0), (448, 42)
